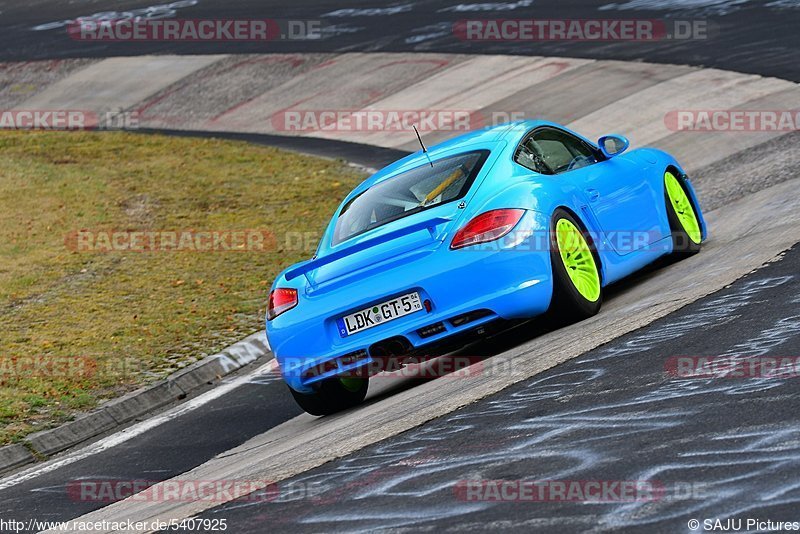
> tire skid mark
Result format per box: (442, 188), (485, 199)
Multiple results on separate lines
(196, 270), (800, 532)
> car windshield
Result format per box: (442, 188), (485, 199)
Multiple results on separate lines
(333, 150), (489, 246)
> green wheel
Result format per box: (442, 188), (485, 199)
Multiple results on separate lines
(556, 218), (601, 302)
(288, 375), (368, 416)
(548, 209), (602, 321)
(664, 171), (702, 257)
(338, 376), (367, 393)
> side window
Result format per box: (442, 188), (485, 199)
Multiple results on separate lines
(515, 128), (599, 175)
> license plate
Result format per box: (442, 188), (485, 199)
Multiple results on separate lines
(337, 292), (423, 337)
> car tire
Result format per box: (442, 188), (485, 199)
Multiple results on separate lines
(288, 375), (368, 416)
(548, 208), (603, 322)
(664, 170), (702, 258)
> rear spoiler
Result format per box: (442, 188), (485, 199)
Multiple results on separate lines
(284, 216), (452, 281)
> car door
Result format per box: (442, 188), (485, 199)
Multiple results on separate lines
(517, 127), (659, 255)
(576, 153), (664, 255)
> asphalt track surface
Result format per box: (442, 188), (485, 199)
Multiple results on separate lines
(134, 128), (411, 171)
(0, 368), (301, 529)
(0, 0), (798, 81)
(1, 1), (799, 533)
(4, 236), (798, 532)
(193, 244), (800, 533)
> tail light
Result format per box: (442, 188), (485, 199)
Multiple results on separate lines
(450, 209), (525, 250)
(267, 288), (298, 320)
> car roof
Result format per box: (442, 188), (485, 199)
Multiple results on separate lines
(314, 120), (565, 257)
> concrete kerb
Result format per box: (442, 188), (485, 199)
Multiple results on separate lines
(0, 331), (271, 473)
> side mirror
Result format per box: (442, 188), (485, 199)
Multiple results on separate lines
(598, 134), (629, 159)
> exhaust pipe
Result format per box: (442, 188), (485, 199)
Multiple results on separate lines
(367, 336), (413, 375)
(369, 336), (411, 358)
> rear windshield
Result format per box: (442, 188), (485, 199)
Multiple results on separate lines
(333, 150), (490, 246)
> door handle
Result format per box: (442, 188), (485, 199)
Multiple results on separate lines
(585, 188), (600, 202)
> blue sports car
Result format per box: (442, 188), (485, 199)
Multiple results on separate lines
(266, 120), (706, 415)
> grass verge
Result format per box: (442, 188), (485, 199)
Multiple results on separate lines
(0, 130), (365, 444)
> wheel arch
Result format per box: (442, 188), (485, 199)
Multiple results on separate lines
(663, 164), (708, 242)
(550, 204), (607, 287)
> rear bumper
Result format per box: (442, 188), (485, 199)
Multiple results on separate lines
(267, 240), (553, 393)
